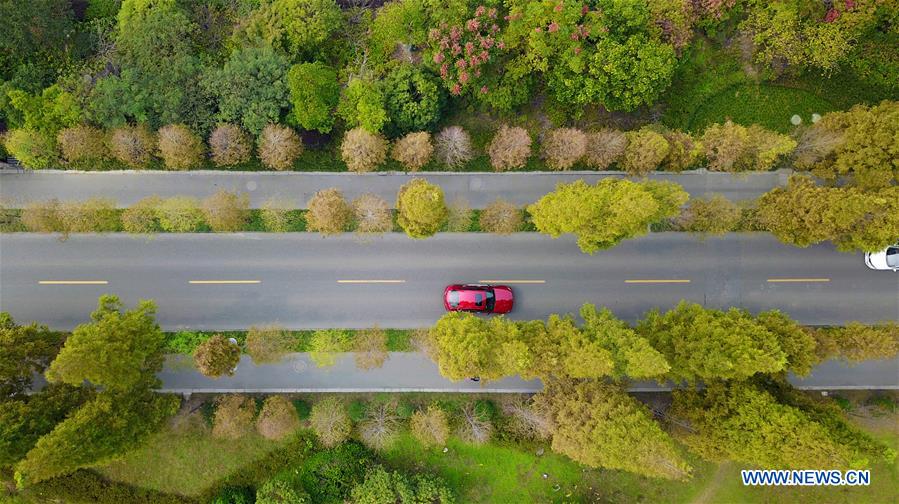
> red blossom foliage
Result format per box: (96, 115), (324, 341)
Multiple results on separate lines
(429, 5), (505, 97)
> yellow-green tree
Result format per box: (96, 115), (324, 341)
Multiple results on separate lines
(396, 178), (448, 239)
(534, 380), (691, 480)
(527, 179), (687, 254)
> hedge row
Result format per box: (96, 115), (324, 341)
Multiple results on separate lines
(3, 119), (798, 175)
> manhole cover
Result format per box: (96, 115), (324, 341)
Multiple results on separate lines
(293, 360), (308, 373)
(246, 180), (258, 191)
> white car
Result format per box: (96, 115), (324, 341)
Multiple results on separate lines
(864, 244), (899, 271)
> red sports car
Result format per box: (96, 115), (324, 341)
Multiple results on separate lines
(443, 284), (514, 314)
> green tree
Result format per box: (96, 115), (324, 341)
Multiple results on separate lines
(6, 85), (81, 136)
(396, 178), (448, 238)
(534, 379), (691, 480)
(239, 0), (343, 58)
(527, 179), (687, 254)
(756, 176), (899, 252)
(193, 335), (241, 379)
(203, 45), (290, 135)
(672, 382), (860, 470)
(622, 127), (670, 176)
(287, 62), (339, 133)
(337, 78), (388, 134)
(579, 304), (669, 379)
(637, 301), (787, 382)
(756, 310), (818, 377)
(586, 35), (676, 112)
(45, 295), (165, 391)
(827, 101), (899, 188)
(14, 387), (179, 485)
(351, 466), (454, 504)
(550, 314), (614, 379)
(3, 129), (57, 169)
(814, 323), (899, 364)
(0, 0), (73, 81)
(0, 384), (91, 466)
(383, 65), (444, 136)
(0, 313), (63, 398)
(156, 196), (205, 233)
(429, 313), (529, 382)
(90, 0), (207, 130)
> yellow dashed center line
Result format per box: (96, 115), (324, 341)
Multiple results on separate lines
(625, 279), (691, 284)
(39, 280), (108, 285)
(337, 280), (406, 284)
(767, 278), (830, 283)
(478, 280), (546, 284)
(188, 280), (261, 285)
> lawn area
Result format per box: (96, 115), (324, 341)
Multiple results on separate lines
(688, 83), (836, 134)
(97, 422), (286, 497)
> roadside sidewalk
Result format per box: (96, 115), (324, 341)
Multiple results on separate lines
(0, 169), (790, 208)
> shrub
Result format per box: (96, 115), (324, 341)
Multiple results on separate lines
(59, 198), (120, 232)
(256, 475), (310, 504)
(209, 124), (252, 167)
(246, 325), (294, 364)
(678, 196), (742, 235)
(341, 127), (388, 172)
(256, 396), (301, 440)
(201, 190), (250, 232)
(108, 125), (155, 168)
(156, 196), (205, 232)
(194, 334), (241, 378)
(212, 394), (256, 439)
(260, 197), (295, 232)
(298, 443), (372, 502)
(348, 400), (367, 422)
(354, 326), (389, 370)
(258, 124), (302, 170)
(434, 126), (473, 169)
(358, 402), (399, 451)
(622, 128), (670, 176)
(410, 405), (449, 447)
(306, 188), (351, 235)
(337, 78), (388, 134)
(21, 199), (63, 232)
(4, 129), (57, 169)
(584, 129), (627, 169)
(479, 199), (522, 234)
(487, 125), (531, 171)
(57, 126), (108, 163)
(352, 194), (392, 234)
(793, 124), (842, 170)
(499, 395), (553, 441)
(701, 120), (749, 172)
(309, 398), (351, 448)
(458, 402), (493, 445)
(396, 178), (448, 238)
(542, 128), (587, 170)
(157, 124), (205, 170)
(662, 130), (701, 172)
(383, 64), (443, 135)
(122, 196), (162, 234)
(445, 198), (473, 232)
(309, 329), (351, 367)
(392, 132), (433, 171)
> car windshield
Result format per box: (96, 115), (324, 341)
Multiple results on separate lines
(887, 247), (899, 267)
(447, 290), (460, 308)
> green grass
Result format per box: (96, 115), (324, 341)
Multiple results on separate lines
(689, 83), (837, 133)
(97, 428), (285, 497)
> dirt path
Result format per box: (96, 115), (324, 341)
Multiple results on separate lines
(691, 462), (731, 504)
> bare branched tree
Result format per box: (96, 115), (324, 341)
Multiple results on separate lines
(458, 402), (493, 445)
(499, 395), (554, 441)
(358, 401), (400, 450)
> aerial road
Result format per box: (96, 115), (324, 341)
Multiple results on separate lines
(1, 232), (896, 329)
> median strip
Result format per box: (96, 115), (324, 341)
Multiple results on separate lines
(624, 279), (691, 284)
(767, 278), (830, 283)
(188, 280), (261, 285)
(38, 280), (109, 285)
(337, 280), (406, 284)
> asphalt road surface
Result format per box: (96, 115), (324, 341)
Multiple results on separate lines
(157, 353), (899, 393)
(2, 232), (896, 329)
(0, 169), (788, 208)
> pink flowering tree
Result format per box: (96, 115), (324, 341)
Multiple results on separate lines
(427, 5), (505, 100)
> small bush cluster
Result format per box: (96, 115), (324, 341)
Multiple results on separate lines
(306, 188), (352, 234)
(487, 125), (532, 171)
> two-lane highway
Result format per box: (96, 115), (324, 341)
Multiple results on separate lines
(1, 232), (896, 329)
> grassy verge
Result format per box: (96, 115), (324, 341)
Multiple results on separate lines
(163, 328), (415, 355)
